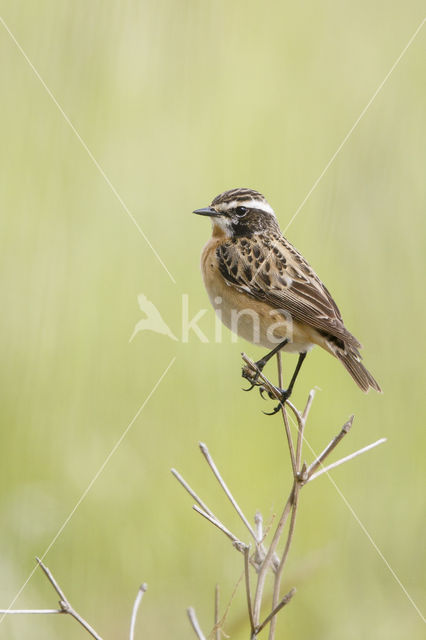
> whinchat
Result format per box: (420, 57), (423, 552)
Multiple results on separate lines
(194, 188), (380, 413)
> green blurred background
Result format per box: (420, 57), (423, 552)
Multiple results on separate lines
(0, 1), (425, 638)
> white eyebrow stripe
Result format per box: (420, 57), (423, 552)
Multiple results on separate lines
(220, 198), (276, 216)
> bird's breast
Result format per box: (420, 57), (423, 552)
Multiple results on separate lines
(200, 239), (314, 352)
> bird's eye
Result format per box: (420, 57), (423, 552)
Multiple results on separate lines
(235, 206), (248, 217)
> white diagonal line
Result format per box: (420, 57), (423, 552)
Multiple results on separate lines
(249, 15), (425, 288)
(0, 356), (176, 623)
(285, 411), (425, 623)
(326, 471), (426, 623)
(283, 15), (425, 234)
(0, 16), (176, 285)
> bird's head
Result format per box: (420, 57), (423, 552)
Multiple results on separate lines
(193, 188), (280, 238)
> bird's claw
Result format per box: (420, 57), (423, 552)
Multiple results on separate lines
(259, 387), (268, 400)
(263, 402), (283, 416)
(241, 363), (262, 392)
(242, 361), (291, 415)
(262, 389), (290, 416)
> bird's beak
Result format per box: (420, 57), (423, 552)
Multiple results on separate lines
(193, 206), (221, 217)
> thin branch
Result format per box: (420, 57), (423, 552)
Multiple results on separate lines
(308, 438), (387, 482)
(280, 405), (297, 478)
(243, 546), (256, 635)
(254, 511), (263, 543)
(174, 451), (276, 574)
(35, 558), (103, 640)
(253, 513), (281, 572)
(192, 505), (246, 551)
(36, 557), (67, 601)
(199, 442), (258, 543)
(257, 588), (296, 635)
(305, 415), (354, 480)
(301, 389), (316, 422)
(295, 418), (305, 476)
(252, 488), (294, 625)
(171, 468), (215, 519)
(176, 356), (386, 640)
(0, 609), (63, 614)
(129, 583), (148, 640)
(173, 468), (246, 550)
(268, 487), (300, 640)
(187, 607), (207, 640)
(285, 399), (303, 431)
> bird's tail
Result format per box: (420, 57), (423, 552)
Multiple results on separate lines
(336, 348), (381, 393)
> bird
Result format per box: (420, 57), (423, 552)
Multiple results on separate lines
(194, 187), (381, 414)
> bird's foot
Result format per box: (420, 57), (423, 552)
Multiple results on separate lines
(242, 357), (292, 415)
(262, 386), (291, 416)
(241, 358), (266, 392)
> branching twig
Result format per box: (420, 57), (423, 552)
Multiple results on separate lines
(268, 483), (300, 639)
(175, 352), (386, 640)
(0, 558), (105, 638)
(252, 488), (294, 624)
(35, 558), (103, 640)
(304, 415), (354, 480)
(308, 438), (387, 482)
(171, 468), (216, 518)
(193, 505), (246, 551)
(173, 449), (278, 571)
(199, 442), (258, 543)
(257, 588), (296, 635)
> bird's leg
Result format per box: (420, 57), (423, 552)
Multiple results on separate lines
(242, 338), (289, 391)
(264, 352), (307, 415)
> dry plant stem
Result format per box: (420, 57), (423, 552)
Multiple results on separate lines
(199, 442), (258, 543)
(243, 546), (256, 636)
(295, 416), (305, 472)
(193, 505), (245, 549)
(0, 609), (62, 614)
(308, 438), (387, 482)
(173, 446), (280, 574)
(171, 468), (215, 519)
(187, 607), (207, 640)
(267, 399), (304, 639)
(268, 486), (300, 640)
(36, 558), (103, 640)
(172, 469), (245, 550)
(301, 389), (316, 422)
(305, 416), (354, 480)
(129, 583), (148, 640)
(257, 588), (295, 635)
(252, 487), (294, 625)
(177, 355), (386, 639)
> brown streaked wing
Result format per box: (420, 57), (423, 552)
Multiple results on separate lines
(216, 235), (361, 349)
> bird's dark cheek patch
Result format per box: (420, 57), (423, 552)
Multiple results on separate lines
(231, 221), (254, 238)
